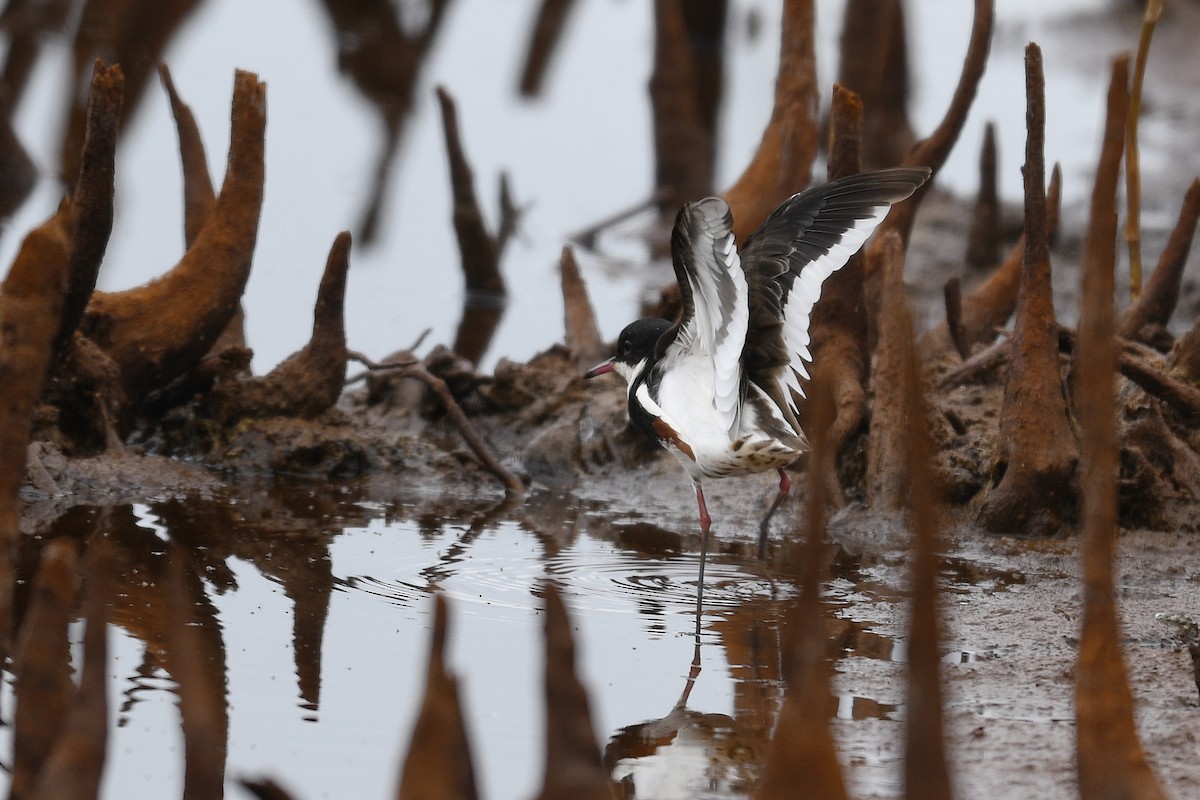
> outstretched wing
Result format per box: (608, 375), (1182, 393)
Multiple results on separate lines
(660, 196), (748, 435)
(739, 167), (931, 416)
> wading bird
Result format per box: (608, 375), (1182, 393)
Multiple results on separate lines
(585, 167), (930, 617)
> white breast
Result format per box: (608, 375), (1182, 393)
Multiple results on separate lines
(648, 355), (803, 481)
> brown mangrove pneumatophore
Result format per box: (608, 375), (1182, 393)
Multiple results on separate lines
(78, 69), (266, 415)
(396, 595), (480, 800)
(9, 540), (81, 800)
(807, 83), (868, 506)
(53, 59), (122, 363)
(650, 0), (714, 212)
(535, 584), (615, 800)
(1073, 53), (1169, 800)
(27, 537), (112, 800)
(722, 0), (818, 243)
(208, 232), (352, 423)
(754, 371), (848, 800)
(977, 43), (1078, 536)
(0, 207), (71, 655)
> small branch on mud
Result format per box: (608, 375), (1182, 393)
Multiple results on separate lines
(1119, 354), (1200, 419)
(343, 332), (430, 386)
(348, 351), (526, 496)
(937, 330), (1012, 388)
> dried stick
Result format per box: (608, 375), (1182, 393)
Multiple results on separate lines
(921, 163), (1061, 361)
(560, 245), (606, 369)
(1124, 0), (1164, 300)
(518, 0), (579, 97)
(836, 0), (914, 168)
(210, 232), (351, 422)
(878, 0), (994, 245)
(159, 63), (215, 247)
(349, 352), (526, 496)
(866, 231), (915, 508)
(902, 270), (953, 800)
(943, 276), (969, 360)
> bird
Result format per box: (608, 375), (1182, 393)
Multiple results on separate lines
(585, 167), (930, 615)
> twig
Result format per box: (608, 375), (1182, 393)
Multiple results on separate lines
(347, 351), (526, 495)
(1124, 0), (1164, 300)
(495, 172), (527, 262)
(568, 192), (669, 250)
(407, 363), (526, 496)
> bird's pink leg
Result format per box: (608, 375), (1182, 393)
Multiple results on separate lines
(758, 468), (792, 559)
(693, 483), (711, 642)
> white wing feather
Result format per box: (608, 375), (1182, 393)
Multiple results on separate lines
(779, 206), (893, 415)
(667, 200), (748, 435)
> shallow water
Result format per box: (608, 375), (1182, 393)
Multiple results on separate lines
(3, 487), (910, 799)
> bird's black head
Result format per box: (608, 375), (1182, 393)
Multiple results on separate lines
(584, 318), (672, 381)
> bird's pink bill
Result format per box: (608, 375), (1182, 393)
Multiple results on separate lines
(584, 360), (615, 379)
